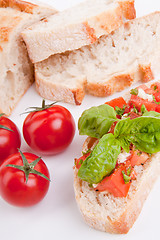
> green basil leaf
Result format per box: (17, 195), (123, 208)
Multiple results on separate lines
(122, 171), (131, 184)
(78, 133), (121, 184)
(115, 105), (126, 117)
(114, 118), (131, 152)
(143, 111), (160, 118)
(130, 88), (138, 95)
(114, 116), (160, 154)
(78, 104), (117, 138)
(141, 104), (148, 114)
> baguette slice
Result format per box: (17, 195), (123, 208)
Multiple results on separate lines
(0, 0), (57, 115)
(73, 82), (160, 234)
(35, 12), (160, 105)
(22, 0), (136, 63)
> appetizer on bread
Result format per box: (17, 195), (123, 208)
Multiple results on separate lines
(74, 81), (160, 234)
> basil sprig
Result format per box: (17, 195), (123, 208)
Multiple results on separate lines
(114, 116), (160, 154)
(78, 134), (121, 184)
(78, 104), (117, 138)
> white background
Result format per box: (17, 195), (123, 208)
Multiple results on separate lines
(1, 0), (160, 239)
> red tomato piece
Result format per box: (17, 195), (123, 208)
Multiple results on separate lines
(128, 150), (149, 166)
(145, 82), (160, 101)
(150, 82), (160, 91)
(128, 112), (139, 119)
(0, 115), (21, 165)
(129, 95), (156, 111)
(95, 164), (131, 197)
(108, 121), (118, 134)
(0, 152), (50, 207)
(23, 104), (75, 155)
(105, 97), (127, 109)
(153, 92), (160, 102)
(156, 105), (160, 113)
(75, 152), (91, 169)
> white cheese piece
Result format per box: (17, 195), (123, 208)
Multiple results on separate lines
(138, 88), (153, 101)
(121, 113), (129, 119)
(117, 151), (131, 164)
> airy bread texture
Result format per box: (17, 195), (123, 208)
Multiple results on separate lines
(35, 12), (160, 106)
(22, 0), (136, 63)
(73, 82), (160, 234)
(0, 0), (57, 115)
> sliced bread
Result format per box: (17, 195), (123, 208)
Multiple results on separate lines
(73, 81), (160, 233)
(22, 0), (136, 63)
(0, 0), (57, 115)
(35, 12), (160, 105)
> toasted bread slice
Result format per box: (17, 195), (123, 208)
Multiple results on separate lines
(0, 0), (57, 115)
(22, 0), (136, 63)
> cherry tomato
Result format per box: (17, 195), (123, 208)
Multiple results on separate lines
(0, 151), (50, 207)
(0, 114), (21, 165)
(23, 101), (75, 155)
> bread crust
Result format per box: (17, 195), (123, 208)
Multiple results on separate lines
(118, 0), (136, 20)
(0, 0), (38, 13)
(73, 83), (160, 233)
(0, 0), (57, 14)
(35, 71), (86, 105)
(85, 73), (134, 97)
(35, 64), (154, 105)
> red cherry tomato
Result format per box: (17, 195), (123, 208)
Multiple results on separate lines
(23, 102), (75, 155)
(0, 151), (50, 207)
(0, 114), (21, 165)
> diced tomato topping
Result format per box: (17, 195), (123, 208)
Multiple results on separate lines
(95, 164), (131, 197)
(127, 150), (149, 166)
(129, 94), (157, 112)
(128, 112), (139, 119)
(153, 92), (160, 102)
(75, 152), (91, 169)
(156, 104), (160, 113)
(108, 121), (117, 134)
(123, 105), (131, 114)
(147, 82), (160, 102)
(95, 147), (149, 197)
(137, 84), (150, 91)
(105, 97), (127, 109)
(150, 82), (160, 91)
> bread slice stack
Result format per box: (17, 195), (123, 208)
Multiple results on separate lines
(0, 0), (57, 115)
(22, 0), (136, 63)
(33, 11), (160, 105)
(21, 0), (136, 104)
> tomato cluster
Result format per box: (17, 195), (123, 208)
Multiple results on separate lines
(0, 102), (75, 207)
